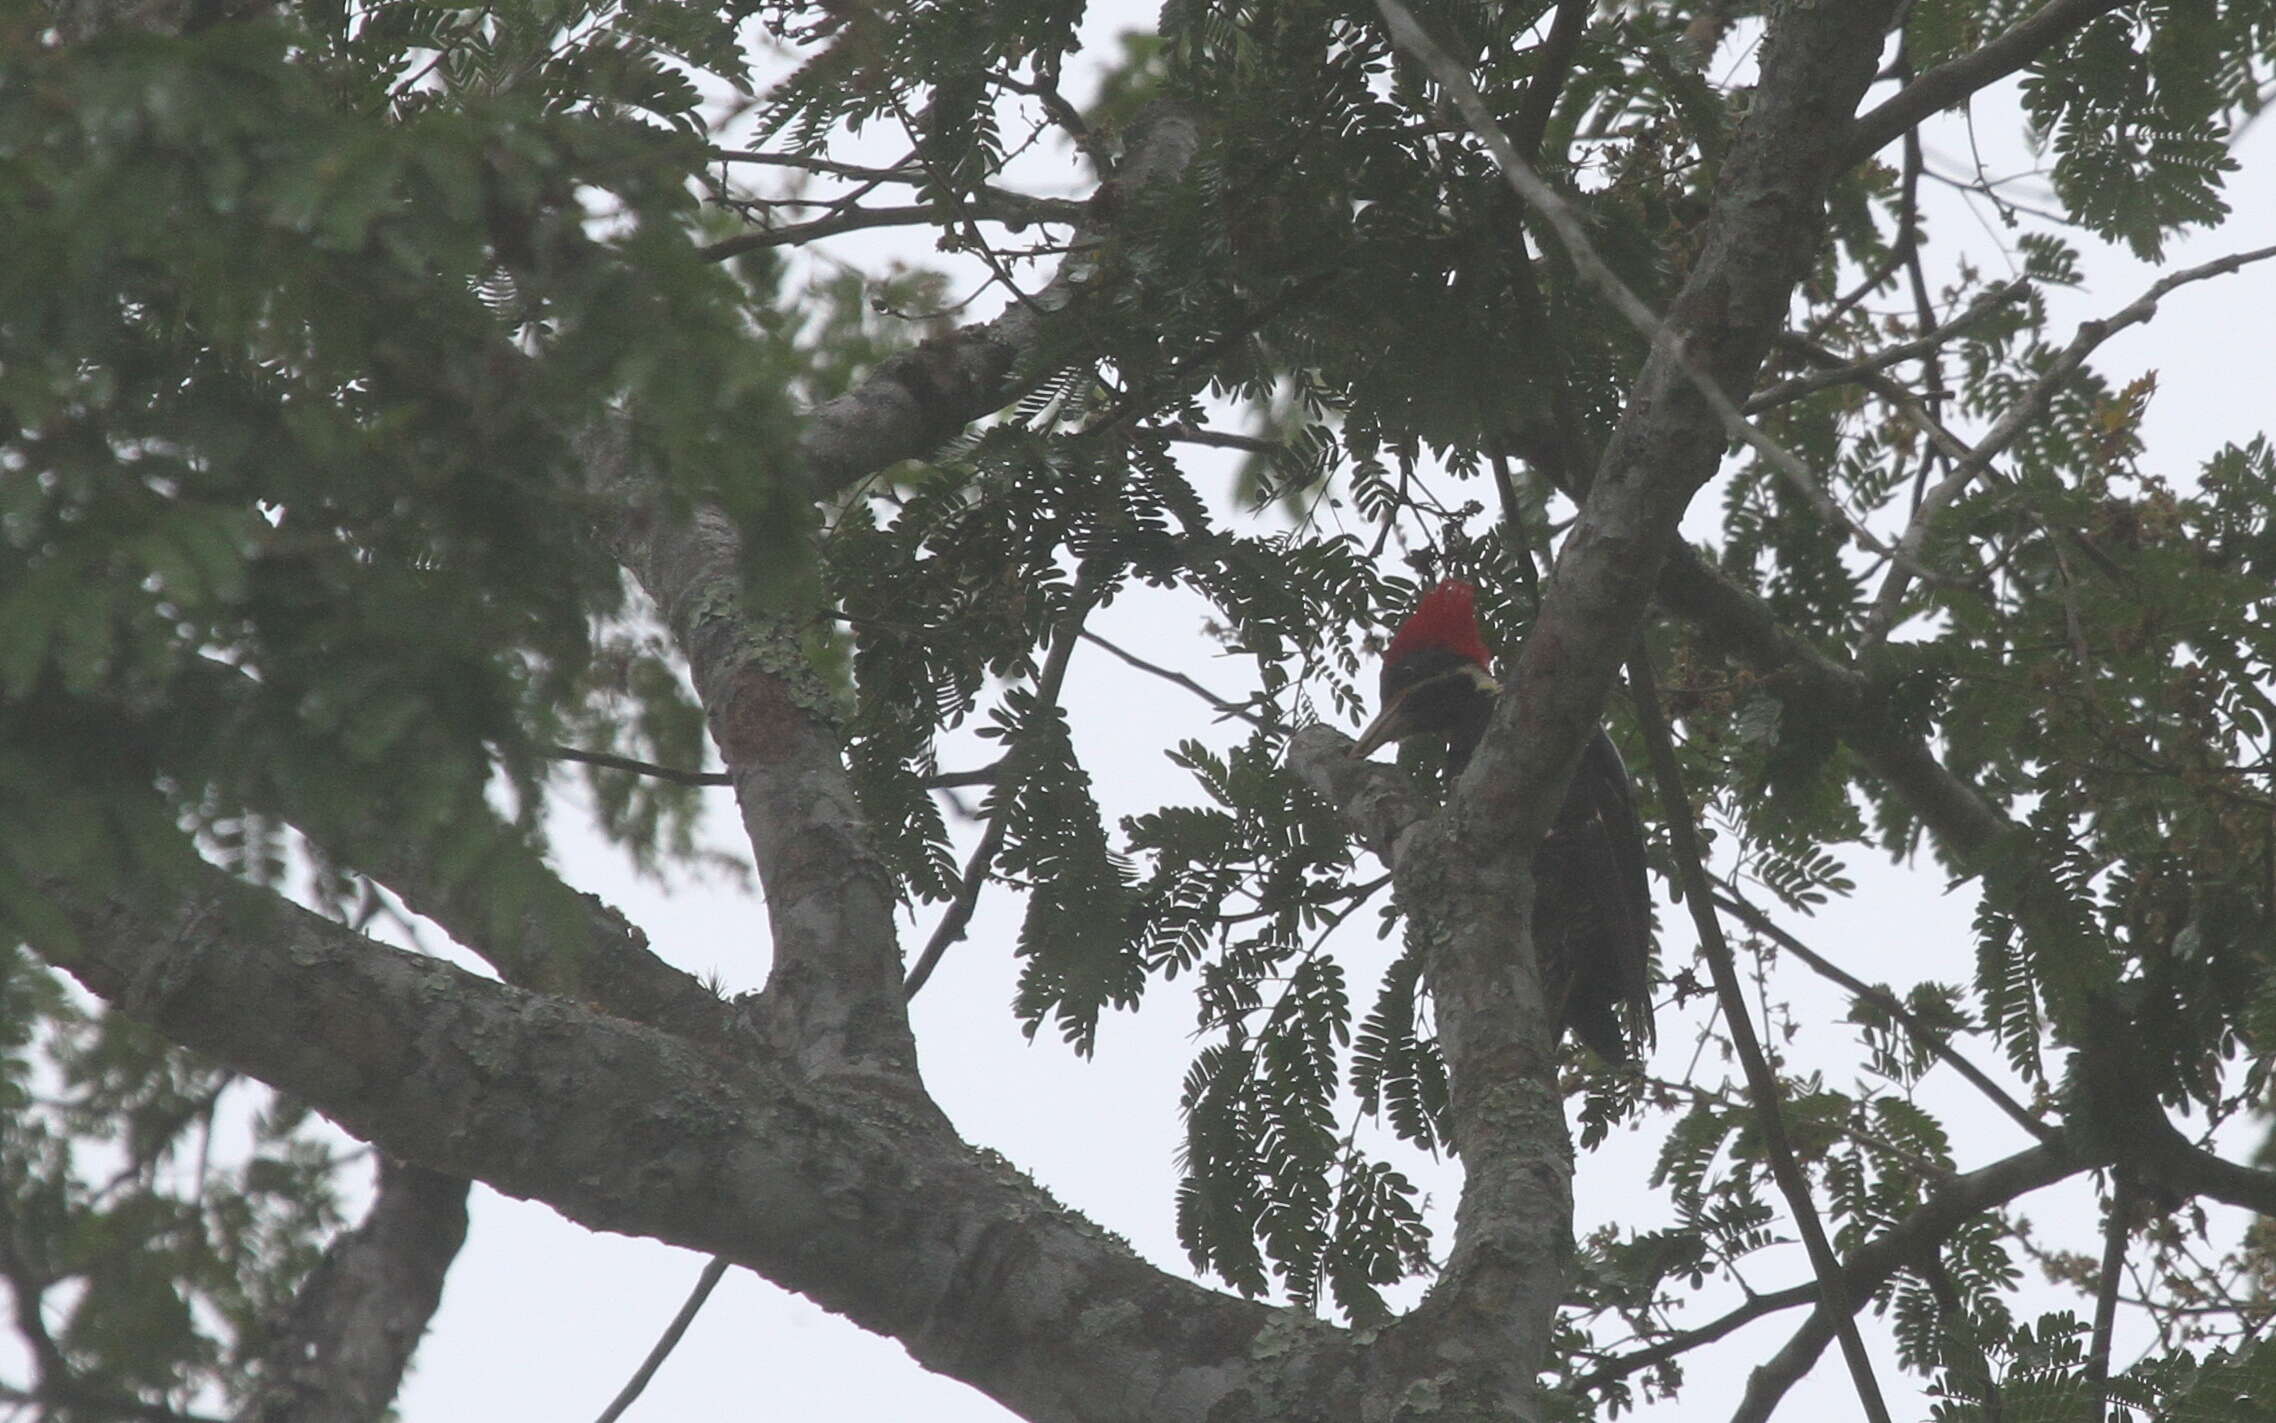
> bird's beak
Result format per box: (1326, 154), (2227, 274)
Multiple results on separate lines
(1348, 663), (1501, 760)
(1348, 689), (1421, 760)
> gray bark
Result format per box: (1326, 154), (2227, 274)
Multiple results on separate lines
(240, 1160), (470, 1423)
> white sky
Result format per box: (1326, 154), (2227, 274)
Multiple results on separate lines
(366, 14), (2276, 1423)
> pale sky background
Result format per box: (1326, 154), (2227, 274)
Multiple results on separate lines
(334, 12), (2276, 1421)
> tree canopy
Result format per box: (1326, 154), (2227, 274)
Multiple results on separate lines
(7, 0), (2276, 1418)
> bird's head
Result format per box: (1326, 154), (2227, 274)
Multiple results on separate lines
(1350, 579), (1502, 768)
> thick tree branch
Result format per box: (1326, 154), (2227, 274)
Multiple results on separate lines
(1383, 0), (1928, 581)
(566, 109), (1208, 1079)
(241, 1159), (470, 1423)
(33, 861), (1385, 1423)
(1842, 0), (2131, 166)
(584, 444), (917, 1082)
(171, 661), (740, 1049)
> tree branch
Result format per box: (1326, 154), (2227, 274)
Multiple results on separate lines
(584, 432), (917, 1082)
(1077, 629), (1270, 727)
(1863, 242), (2276, 631)
(544, 741), (734, 786)
(1380, 0), (1933, 581)
(1842, 0), (2132, 166)
(591, 1255), (731, 1423)
(1745, 278), (2029, 415)
(1627, 653), (1893, 1423)
(1508, 0), (1590, 163)
(1708, 885), (2058, 1147)
(33, 860), (1380, 1423)
(241, 1159), (470, 1423)
(795, 105), (1202, 502)
(1730, 1139), (2087, 1423)
(2086, 1176), (2131, 1414)
(171, 661), (740, 1049)
(902, 574), (1102, 997)
(700, 192), (1086, 260)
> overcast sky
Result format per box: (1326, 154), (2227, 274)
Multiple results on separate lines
(360, 16), (2276, 1421)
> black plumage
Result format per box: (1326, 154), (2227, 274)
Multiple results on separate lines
(1352, 581), (1655, 1063)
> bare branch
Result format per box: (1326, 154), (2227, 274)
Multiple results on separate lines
(544, 741), (733, 787)
(700, 192), (1086, 260)
(1078, 630), (1269, 727)
(1628, 653), (1892, 1423)
(1709, 884), (2056, 1146)
(1730, 1140), (2087, 1423)
(1844, 0), (2132, 166)
(1864, 243), (2276, 635)
(2087, 1177), (2131, 1415)
(710, 149), (920, 182)
(591, 1256), (731, 1423)
(1746, 279), (2030, 414)
(1570, 1284), (1816, 1395)
(1162, 422), (1281, 455)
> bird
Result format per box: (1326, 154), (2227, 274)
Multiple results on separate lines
(1350, 579), (1656, 1064)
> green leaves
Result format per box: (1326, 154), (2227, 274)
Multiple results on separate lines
(1000, 689), (1144, 1053)
(2023, 6), (2246, 260)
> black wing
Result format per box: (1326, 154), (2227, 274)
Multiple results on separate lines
(1539, 729), (1656, 1061)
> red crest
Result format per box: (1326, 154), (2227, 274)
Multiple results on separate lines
(1382, 579), (1493, 671)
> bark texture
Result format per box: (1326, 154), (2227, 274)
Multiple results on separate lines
(241, 1159), (470, 1423)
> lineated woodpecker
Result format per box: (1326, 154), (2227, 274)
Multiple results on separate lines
(1352, 580), (1656, 1064)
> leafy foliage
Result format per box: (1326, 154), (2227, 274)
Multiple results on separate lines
(11, 0), (2276, 1415)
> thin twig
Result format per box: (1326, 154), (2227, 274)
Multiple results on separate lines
(1163, 423), (1282, 455)
(2087, 1175), (2132, 1420)
(1747, 279), (2029, 414)
(710, 149), (921, 182)
(1710, 885), (2058, 1146)
(544, 743), (733, 787)
(700, 193), (1085, 260)
(1078, 630), (1270, 728)
(591, 1256), (731, 1423)
(903, 574), (1104, 997)
(1569, 1283), (1817, 1395)
(1626, 652), (1893, 1423)
(1863, 242), (2276, 634)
